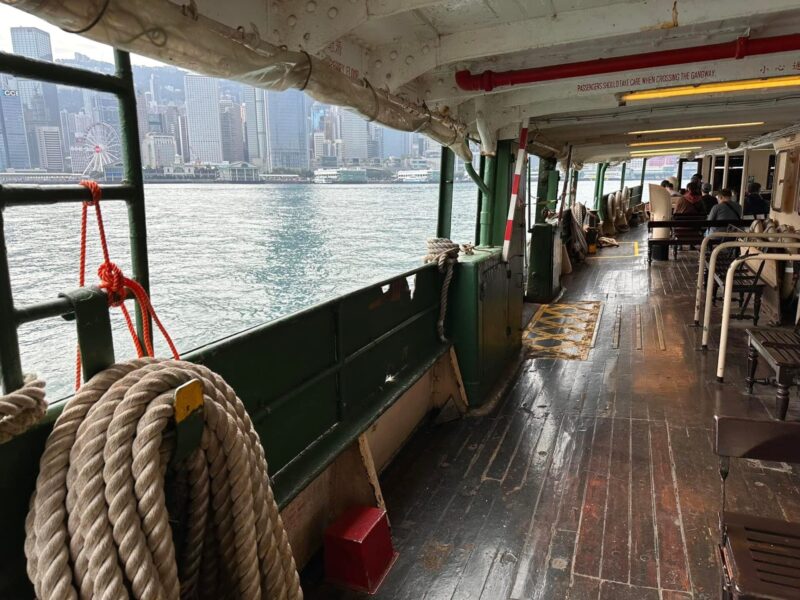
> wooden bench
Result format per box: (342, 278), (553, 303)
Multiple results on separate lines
(715, 416), (800, 598)
(647, 219), (753, 265)
(746, 328), (800, 419)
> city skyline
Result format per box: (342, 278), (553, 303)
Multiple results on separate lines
(0, 24), (438, 183)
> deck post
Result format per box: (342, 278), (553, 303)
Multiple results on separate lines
(437, 146), (456, 239)
(722, 154), (730, 189)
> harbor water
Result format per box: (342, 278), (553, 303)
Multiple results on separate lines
(6, 179), (626, 399)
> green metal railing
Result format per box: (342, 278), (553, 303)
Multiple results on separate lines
(0, 49), (149, 394)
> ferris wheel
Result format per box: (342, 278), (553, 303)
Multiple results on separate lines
(80, 123), (122, 175)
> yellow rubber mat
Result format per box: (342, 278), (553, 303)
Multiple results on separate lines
(523, 301), (603, 360)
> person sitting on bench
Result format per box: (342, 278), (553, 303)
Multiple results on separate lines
(675, 180), (704, 216)
(708, 188), (742, 232)
(699, 182), (716, 214)
(743, 181), (770, 217)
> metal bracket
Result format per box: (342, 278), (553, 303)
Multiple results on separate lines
(59, 286), (115, 383)
(171, 379), (204, 466)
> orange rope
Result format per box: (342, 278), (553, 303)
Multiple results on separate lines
(75, 180), (179, 389)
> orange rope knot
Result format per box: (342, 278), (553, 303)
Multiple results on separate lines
(75, 180), (180, 390)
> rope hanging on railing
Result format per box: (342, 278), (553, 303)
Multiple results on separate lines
(25, 357), (303, 600)
(425, 238), (473, 342)
(0, 376), (46, 444)
(76, 180), (179, 389)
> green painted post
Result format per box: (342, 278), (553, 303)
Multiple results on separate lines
(640, 157), (648, 187)
(535, 157), (557, 224)
(620, 162), (627, 190)
(479, 156), (497, 246)
(437, 147), (456, 238)
(593, 163), (602, 207)
(0, 209), (23, 393)
(490, 141), (513, 246)
(115, 50), (151, 347)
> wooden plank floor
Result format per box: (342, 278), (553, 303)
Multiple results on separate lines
(307, 226), (800, 600)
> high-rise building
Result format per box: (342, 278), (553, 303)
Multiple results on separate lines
(59, 108), (75, 156)
(265, 89), (309, 172)
(338, 108), (369, 164)
(135, 91), (149, 144)
(141, 133), (177, 168)
(35, 126), (64, 171)
(11, 27), (60, 169)
(243, 87), (267, 167)
(184, 75), (223, 164)
(219, 98), (244, 163)
(382, 127), (410, 159)
(0, 74), (31, 170)
(177, 114), (190, 164)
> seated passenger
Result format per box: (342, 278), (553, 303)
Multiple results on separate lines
(708, 188), (742, 231)
(743, 181), (769, 217)
(675, 181), (704, 216)
(700, 183), (716, 214)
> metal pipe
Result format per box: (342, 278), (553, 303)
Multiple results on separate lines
(717, 254), (800, 381)
(455, 33), (800, 92)
(14, 297), (75, 325)
(640, 157), (648, 188)
(701, 239), (800, 350)
(0, 183), (135, 208)
(0, 50), (126, 95)
(437, 146), (455, 239)
(465, 162), (491, 198)
(694, 232), (800, 325)
(620, 163), (626, 191)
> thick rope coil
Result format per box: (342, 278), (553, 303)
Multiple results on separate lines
(425, 238), (470, 342)
(0, 376), (46, 444)
(25, 358), (302, 600)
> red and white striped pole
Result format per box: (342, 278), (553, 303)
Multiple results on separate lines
(502, 124), (529, 262)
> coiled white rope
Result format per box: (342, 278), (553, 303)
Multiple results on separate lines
(0, 376), (46, 444)
(25, 357), (302, 600)
(425, 238), (472, 342)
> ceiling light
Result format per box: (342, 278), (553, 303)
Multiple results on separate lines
(630, 146), (703, 156)
(622, 76), (800, 101)
(628, 122), (764, 135)
(628, 137), (723, 147)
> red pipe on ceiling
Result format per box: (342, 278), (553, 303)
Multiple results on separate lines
(455, 33), (800, 92)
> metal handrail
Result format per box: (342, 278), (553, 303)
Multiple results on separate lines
(699, 239), (800, 349)
(716, 254), (800, 381)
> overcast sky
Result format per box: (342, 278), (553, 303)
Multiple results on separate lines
(0, 4), (163, 66)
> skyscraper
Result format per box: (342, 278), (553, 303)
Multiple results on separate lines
(338, 108), (369, 164)
(243, 86), (267, 167)
(0, 74), (31, 170)
(141, 133), (177, 168)
(184, 75), (223, 164)
(265, 89), (309, 172)
(382, 127), (411, 159)
(35, 126), (64, 171)
(219, 98), (244, 162)
(11, 27), (60, 168)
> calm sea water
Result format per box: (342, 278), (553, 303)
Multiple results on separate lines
(5, 183), (480, 399)
(6, 179), (630, 399)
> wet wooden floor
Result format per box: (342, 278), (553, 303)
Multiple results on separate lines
(308, 226), (800, 600)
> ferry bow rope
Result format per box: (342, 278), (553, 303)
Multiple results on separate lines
(425, 238), (474, 342)
(25, 358), (303, 600)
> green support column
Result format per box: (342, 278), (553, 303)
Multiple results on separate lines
(489, 140), (513, 246)
(535, 157), (558, 224)
(640, 157), (648, 187)
(479, 156), (497, 246)
(437, 146), (456, 238)
(596, 162), (609, 217)
(620, 162), (627, 190)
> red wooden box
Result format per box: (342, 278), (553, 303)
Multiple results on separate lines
(324, 506), (398, 594)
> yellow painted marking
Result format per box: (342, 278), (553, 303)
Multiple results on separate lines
(586, 241), (640, 259)
(174, 379), (203, 423)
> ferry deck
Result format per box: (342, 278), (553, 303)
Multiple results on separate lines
(309, 224), (800, 600)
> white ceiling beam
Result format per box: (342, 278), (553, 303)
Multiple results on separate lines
(267, 0), (449, 53)
(365, 0), (800, 89)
